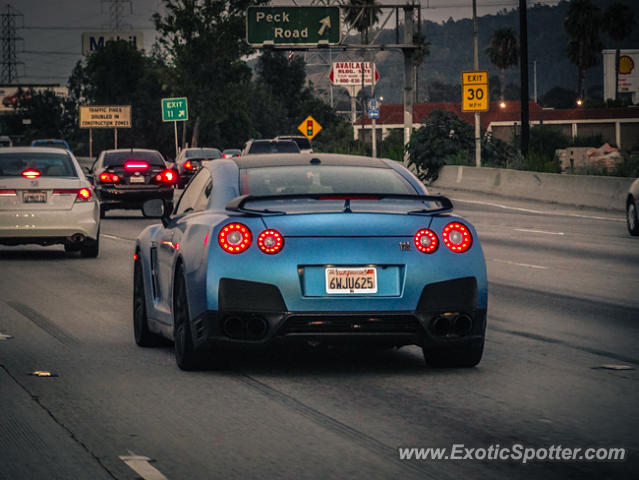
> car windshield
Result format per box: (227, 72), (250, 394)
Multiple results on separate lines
(31, 140), (68, 149)
(240, 165), (416, 196)
(0, 152), (77, 177)
(103, 151), (165, 167)
(248, 141), (300, 154)
(185, 149), (222, 159)
(280, 137), (311, 150)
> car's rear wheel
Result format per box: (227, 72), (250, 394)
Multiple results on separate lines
(133, 257), (164, 347)
(173, 264), (205, 370)
(80, 230), (99, 258)
(627, 201), (639, 236)
(423, 337), (484, 368)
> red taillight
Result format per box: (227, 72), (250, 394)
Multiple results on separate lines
(155, 169), (177, 184)
(183, 160), (194, 170)
(124, 160), (149, 171)
(257, 229), (284, 254)
(53, 188), (92, 202)
(222, 154), (229, 159)
(414, 229), (439, 254)
(22, 168), (41, 179)
(0, 189), (17, 196)
(99, 172), (121, 183)
(218, 223), (251, 254)
(442, 222), (473, 253)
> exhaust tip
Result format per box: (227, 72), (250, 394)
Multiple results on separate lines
(430, 315), (452, 337)
(222, 316), (244, 339)
(246, 315), (268, 340)
(453, 314), (473, 337)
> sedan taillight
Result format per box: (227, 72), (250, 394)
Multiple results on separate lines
(154, 169), (178, 184)
(99, 172), (121, 183)
(442, 222), (473, 253)
(53, 188), (93, 202)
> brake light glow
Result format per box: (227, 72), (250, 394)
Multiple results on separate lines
(22, 168), (41, 179)
(183, 160), (194, 170)
(155, 169), (177, 184)
(53, 188), (93, 202)
(218, 223), (251, 254)
(124, 160), (149, 171)
(0, 189), (17, 196)
(257, 229), (284, 254)
(414, 229), (439, 254)
(99, 172), (121, 183)
(442, 222), (473, 253)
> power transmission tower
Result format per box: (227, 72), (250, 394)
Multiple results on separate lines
(0, 4), (23, 84)
(102, 0), (132, 31)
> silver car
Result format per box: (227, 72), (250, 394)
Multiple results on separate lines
(627, 177), (639, 236)
(0, 147), (100, 257)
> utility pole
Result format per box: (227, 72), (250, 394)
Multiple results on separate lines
(519, 0), (530, 156)
(472, 0), (481, 167)
(403, 4), (415, 164)
(102, 0), (132, 31)
(0, 4), (23, 84)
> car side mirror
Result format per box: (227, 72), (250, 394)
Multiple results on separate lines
(142, 199), (171, 227)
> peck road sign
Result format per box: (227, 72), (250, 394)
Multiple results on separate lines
(462, 71), (489, 112)
(329, 62), (379, 86)
(298, 115), (322, 140)
(79, 105), (131, 128)
(162, 97), (188, 122)
(247, 6), (340, 47)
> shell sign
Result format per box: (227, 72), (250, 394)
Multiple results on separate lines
(619, 55), (635, 75)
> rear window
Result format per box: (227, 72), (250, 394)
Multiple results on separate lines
(248, 141), (300, 154)
(31, 140), (69, 150)
(103, 151), (166, 167)
(185, 149), (221, 159)
(0, 152), (77, 177)
(280, 137), (311, 150)
(240, 165), (416, 196)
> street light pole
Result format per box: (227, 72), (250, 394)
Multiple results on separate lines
(473, 0), (481, 167)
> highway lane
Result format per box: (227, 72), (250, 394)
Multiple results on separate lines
(1, 196), (638, 479)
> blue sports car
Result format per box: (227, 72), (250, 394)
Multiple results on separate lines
(134, 154), (487, 370)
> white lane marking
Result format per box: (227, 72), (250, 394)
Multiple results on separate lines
(514, 228), (565, 236)
(119, 453), (169, 480)
(101, 233), (135, 243)
(488, 258), (548, 270)
(451, 198), (623, 222)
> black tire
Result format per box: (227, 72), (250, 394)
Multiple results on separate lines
(64, 242), (77, 253)
(423, 337), (484, 368)
(133, 258), (164, 347)
(173, 264), (205, 370)
(80, 231), (99, 258)
(627, 201), (639, 236)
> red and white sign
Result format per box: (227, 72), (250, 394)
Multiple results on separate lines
(329, 62), (379, 86)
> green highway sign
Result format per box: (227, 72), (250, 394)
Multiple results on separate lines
(246, 6), (340, 47)
(161, 97), (188, 122)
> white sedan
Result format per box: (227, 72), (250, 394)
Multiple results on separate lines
(0, 147), (100, 257)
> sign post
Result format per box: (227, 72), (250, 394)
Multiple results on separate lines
(246, 6), (340, 47)
(297, 116), (322, 141)
(79, 105), (131, 153)
(161, 97), (189, 158)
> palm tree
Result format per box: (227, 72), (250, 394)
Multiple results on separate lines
(602, 3), (636, 101)
(486, 27), (519, 101)
(564, 0), (602, 101)
(345, 0), (382, 44)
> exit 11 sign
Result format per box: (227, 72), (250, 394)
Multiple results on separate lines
(161, 97), (188, 122)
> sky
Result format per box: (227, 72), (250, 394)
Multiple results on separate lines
(8, 0), (557, 86)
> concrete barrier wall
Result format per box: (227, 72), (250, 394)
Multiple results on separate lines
(430, 165), (634, 212)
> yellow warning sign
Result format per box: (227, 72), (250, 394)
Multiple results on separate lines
(297, 115), (322, 140)
(461, 71), (489, 112)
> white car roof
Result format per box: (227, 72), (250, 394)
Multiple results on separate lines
(0, 146), (74, 154)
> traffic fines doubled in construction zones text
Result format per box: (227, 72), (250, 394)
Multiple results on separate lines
(79, 105), (131, 128)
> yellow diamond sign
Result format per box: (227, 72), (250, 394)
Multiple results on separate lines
(298, 115), (322, 140)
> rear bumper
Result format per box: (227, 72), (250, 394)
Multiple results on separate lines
(96, 186), (173, 209)
(0, 202), (99, 243)
(191, 277), (486, 350)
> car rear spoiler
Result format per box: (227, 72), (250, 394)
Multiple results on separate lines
(225, 193), (454, 216)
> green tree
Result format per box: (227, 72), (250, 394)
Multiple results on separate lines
(345, 0), (382, 43)
(602, 3), (635, 101)
(564, 0), (602, 100)
(486, 27), (519, 101)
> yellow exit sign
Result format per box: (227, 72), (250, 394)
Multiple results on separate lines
(461, 71), (489, 112)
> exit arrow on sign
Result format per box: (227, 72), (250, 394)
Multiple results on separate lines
(318, 16), (331, 35)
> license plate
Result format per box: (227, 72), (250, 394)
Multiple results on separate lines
(325, 267), (377, 294)
(23, 191), (47, 203)
(129, 176), (145, 183)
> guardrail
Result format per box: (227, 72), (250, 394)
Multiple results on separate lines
(429, 165), (634, 212)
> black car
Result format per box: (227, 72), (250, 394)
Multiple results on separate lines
(90, 149), (177, 217)
(175, 147), (222, 188)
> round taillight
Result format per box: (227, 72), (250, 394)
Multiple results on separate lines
(218, 223), (251, 254)
(257, 229), (284, 254)
(442, 222), (473, 253)
(414, 229), (439, 253)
